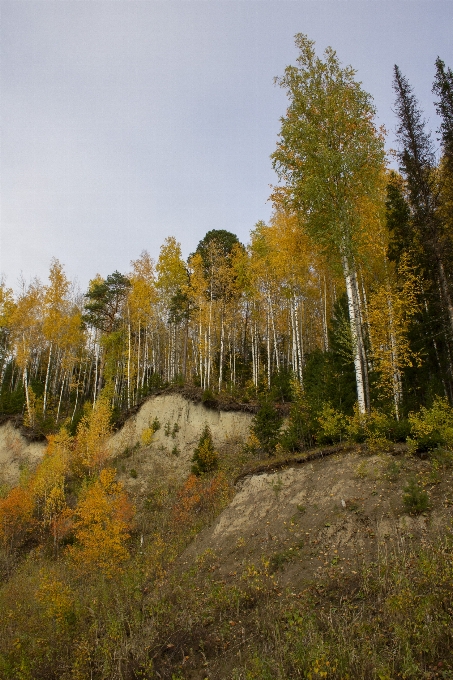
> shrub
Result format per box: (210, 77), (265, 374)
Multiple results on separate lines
(279, 378), (315, 451)
(141, 428), (154, 446)
(252, 397), (283, 454)
(403, 478), (430, 514)
(191, 425), (219, 475)
(346, 405), (394, 451)
(407, 397), (453, 454)
(201, 388), (217, 406)
(317, 403), (347, 444)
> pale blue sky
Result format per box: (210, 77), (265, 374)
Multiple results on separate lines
(1, 0), (452, 291)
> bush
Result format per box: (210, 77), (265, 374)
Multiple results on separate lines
(346, 405), (394, 451)
(317, 403), (348, 444)
(403, 478), (430, 514)
(191, 425), (219, 476)
(201, 389), (217, 407)
(252, 398), (283, 454)
(407, 397), (453, 454)
(279, 379), (315, 451)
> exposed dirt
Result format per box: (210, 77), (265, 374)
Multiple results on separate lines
(0, 420), (46, 486)
(0, 393), (253, 487)
(111, 394), (252, 503)
(183, 447), (453, 586)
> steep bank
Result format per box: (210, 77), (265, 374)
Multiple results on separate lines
(0, 420), (46, 486)
(0, 393), (253, 487)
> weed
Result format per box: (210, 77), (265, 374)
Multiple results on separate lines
(403, 478), (430, 514)
(171, 445), (180, 457)
(171, 423), (180, 438)
(385, 459), (401, 481)
(271, 475), (283, 500)
(130, 468), (137, 479)
(355, 460), (369, 479)
(270, 546), (301, 572)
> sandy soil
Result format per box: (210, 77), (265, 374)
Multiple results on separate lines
(0, 393), (253, 488)
(183, 448), (453, 585)
(0, 421), (46, 486)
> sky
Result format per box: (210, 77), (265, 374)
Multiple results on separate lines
(1, 0), (452, 293)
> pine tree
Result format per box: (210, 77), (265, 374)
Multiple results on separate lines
(393, 65), (453, 338)
(191, 425), (219, 475)
(251, 396), (283, 454)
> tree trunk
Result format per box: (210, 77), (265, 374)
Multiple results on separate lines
(43, 342), (52, 417)
(342, 256), (367, 415)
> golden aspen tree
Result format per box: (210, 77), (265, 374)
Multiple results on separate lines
(32, 428), (73, 554)
(188, 252), (210, 388)
(73, 393), (113, 476)
(42, 259), (84, 422)
(0, 281), (15, 389)
(156, 237), (188, 382)
(129, 251), (157, 400)
(9, 279), (45, 426)
(367, 255), (421, 414)
(68, 468), (134, 578)
(0, 485), (35, 558)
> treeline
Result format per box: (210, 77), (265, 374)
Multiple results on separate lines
(0, 36), (452, 437)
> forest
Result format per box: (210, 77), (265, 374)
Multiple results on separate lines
(1, 35), (453, 679)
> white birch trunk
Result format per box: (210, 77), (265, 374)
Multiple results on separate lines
(294, 297), (304, 385)
(218, 311), (224, 393)
(267, 310), (271, 390)
(342, 256), (367, 415)
(43, 342), (52, 417)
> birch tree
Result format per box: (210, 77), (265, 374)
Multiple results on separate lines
(272, 34), (386, 413)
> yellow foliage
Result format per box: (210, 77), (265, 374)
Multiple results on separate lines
(367, 254), (421, 406)
(407, 396), (453, 452)
(68, 468), (134, 578)
(73, 395), (113, 475)
(36, 570), (75, 629)
(141, 427), (154, 446)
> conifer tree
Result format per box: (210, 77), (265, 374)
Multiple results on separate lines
(393, 65), (453, 336)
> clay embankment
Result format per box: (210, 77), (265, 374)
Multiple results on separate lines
(184, 448), (453, 584)
(0, 393), (253, 487)
(109, 393), (252, 492)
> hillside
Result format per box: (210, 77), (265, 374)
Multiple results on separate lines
(2, 394), (453, 679)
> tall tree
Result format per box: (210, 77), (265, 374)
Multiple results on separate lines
(393, 65), (453, 336)
(272, 34), (386, 413)
(433, 58), (453, 262)
(433, 58), (453, 165)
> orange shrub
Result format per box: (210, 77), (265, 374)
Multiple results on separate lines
(172, 472), (230, 526)
(0, 486), (35, 554)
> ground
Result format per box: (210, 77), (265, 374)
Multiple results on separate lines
(184, 445), (453, 588)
